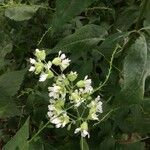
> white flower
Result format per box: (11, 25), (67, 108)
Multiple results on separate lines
(45, 61), (52, 70)
(91, 113), (99, 120)
(50, 113), (69, 128)
(29, 66), (35, 72)
(60, 58), (71, 71)
(29, 58), (36, 72)
(95, 96), (103, 113)
(69, 90), (84, 107)
(84, 76), (93, 93)
(39, 72), (48, 82)
(30, 58), (36, 64)
(87, 95), (103, 120)
(48, 84), (62, 99)
(74, 122), (90, 138)
(58, 51), (71, 71)
(60, 53), (66, 59)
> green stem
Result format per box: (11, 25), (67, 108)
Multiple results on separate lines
(135, 0), (149, 30)
(37, 27), (52, 46)
(93, 44), (119, 93)
(80, 137), (84, 150)
(28, 121), (50, 143)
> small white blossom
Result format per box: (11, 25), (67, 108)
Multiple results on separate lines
(74, 122), (90, 138)
(58, 51), (71, 71)
(50, 113), (69, 128)
(39, 72), (48, 82)
(60, 58), (71, 71)
(45, 61), (52, 70)
(69, 89), (85, 107)
(30, 58), (36, 64)
(29, 66), (35, 72)
(83, 76), (93, 93)
(48, 84), (61, 99)
(88, 95), (103, 120)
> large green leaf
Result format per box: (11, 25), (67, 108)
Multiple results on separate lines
(52, 24), (107, 54)
(0, 31), (12, 69)
(52, 0), (96, 30)
(114, 6), (139, 31)
(0, 70), (25, 118)
(115, 35), (147, 105)
(98, 32), (130, 59)
(3, 117), (29, 150)
(5, 5), (39, 21)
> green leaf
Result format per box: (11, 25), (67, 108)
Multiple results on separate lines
(5, 5), (39, 21)
(80, 137), (89, 150)
(52, 24), (107, 54)
(0, 31), (12, 69)
(0, 70), (25, 97)
(0, 70), (25, 118)
(99, 137), (115, 150)
(53, 0), (96, 30)
(98, 32), (130, 59)
(115, 35), (147, 105)
(114, 6), (139, 31)
(3, 117), (30, 150)
(116, 142), (145, 150)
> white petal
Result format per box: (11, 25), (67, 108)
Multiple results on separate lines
(95, 95), (101, 101)
(47, 61), (52, 69)
(60, 54), (66, 59)
(29, 66), (35, 72)
(35, 49), (40, 52)
(58, 51), (62, 56)
(51, 118), (60, 124)
(56, 123), (61, 128)
(84, 75), (88, 80)
(30, 58), (36, 64)
(74, 128), (81, 134)
(47, 111), (53, 117)
(81, 130), (90, 138)
(48, 105), (55, 111)
(39, 72), (48, 82)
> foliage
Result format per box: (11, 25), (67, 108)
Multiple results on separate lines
(0, 0), (150, 149)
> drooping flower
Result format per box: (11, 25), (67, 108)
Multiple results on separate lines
(88, 95), (103, 120)
(52, 51), (71, 71)
(39, 72), (49, 82)
(74, 122), (90, 138)
(50, 113), (70, 128)
(29, 58), (36, 72)
(48, 84), (62, 99)
(76, 76), (93, 94)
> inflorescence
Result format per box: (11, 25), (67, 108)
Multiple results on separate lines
(29, 49), (103, 138)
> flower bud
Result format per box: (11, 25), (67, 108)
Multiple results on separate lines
(47, 70), (54, 79)
(76, 80), (85, 88)
(63, 78), (69, 86)
(81, 122), (88, 130)
(52, 57), (61, 66)
(35, 49), (46, 61)
(35, 62), (44, 74)
(67, 71), (77, 81)
(71, 92), (80, 101)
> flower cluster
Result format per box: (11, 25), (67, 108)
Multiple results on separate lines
(29, 49), (103, 138)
